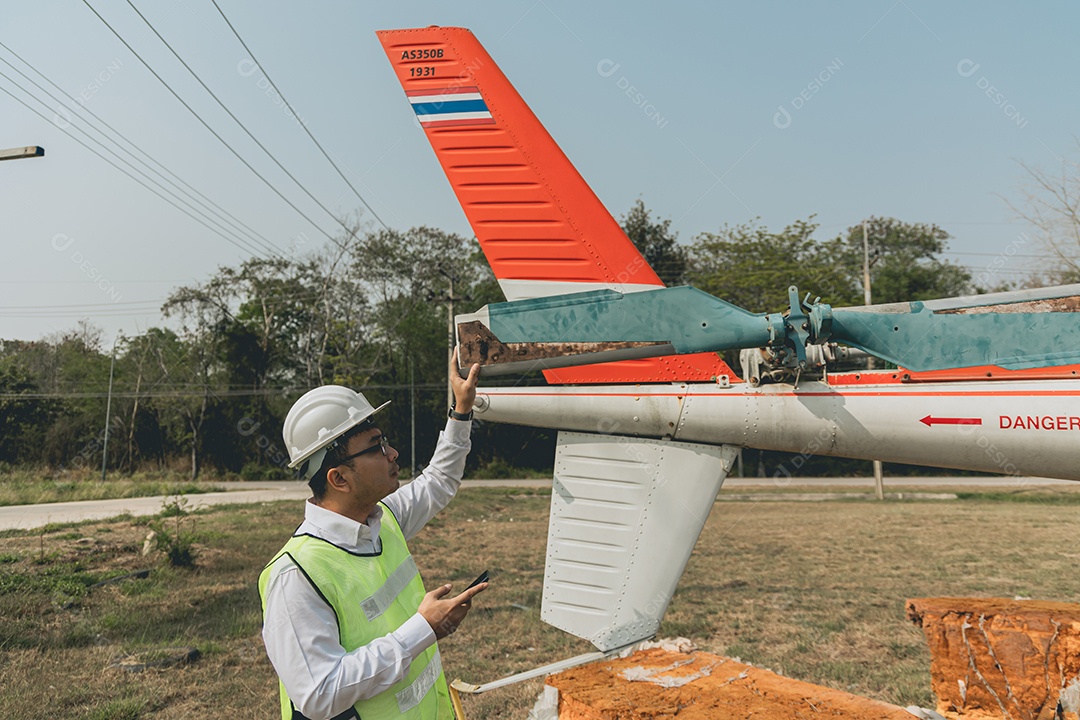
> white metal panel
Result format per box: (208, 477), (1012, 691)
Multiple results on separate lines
(542, 431), (738, 650)
(475, 380), (1080, 481)
(496, 279), (660, 302)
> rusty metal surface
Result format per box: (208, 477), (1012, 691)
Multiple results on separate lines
(457, 320), (666, 366)
(935, 295), (1080, 315)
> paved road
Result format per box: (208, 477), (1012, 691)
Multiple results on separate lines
(0, 476), (1074, 532)
(0, 486), (313, 533)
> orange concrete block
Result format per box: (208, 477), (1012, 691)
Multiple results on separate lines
(545, 647), (915, 719)
(907, 597), (1080, 719)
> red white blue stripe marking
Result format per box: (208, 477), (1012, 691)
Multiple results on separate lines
(406, 86), (494, 128)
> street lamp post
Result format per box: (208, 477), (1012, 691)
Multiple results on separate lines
(0, 146), (45, 161)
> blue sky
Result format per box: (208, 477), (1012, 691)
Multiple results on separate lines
(2, 1), (1075, 343)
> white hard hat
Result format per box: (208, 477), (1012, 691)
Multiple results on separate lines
(283, 385), (390, 479)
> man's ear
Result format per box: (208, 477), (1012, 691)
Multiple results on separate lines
(326, 466), (349, 492)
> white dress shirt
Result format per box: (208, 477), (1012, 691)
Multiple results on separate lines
(261, 418), (471, 720)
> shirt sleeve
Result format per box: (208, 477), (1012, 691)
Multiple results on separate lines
(262, 559), (437, 719)
(383, 417), (471, 541)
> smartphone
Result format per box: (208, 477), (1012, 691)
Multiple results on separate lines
(466, 570), (490, 589)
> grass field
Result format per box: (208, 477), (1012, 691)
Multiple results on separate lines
(1, 487), (1079, 719)
(0, 470), (223, 507)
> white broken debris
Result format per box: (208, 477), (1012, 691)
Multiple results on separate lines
(620, 658), (732, 689)
(1060, 677), (1080, 713)
(617, 636), (698, 658)
(526, 685), (559, 720)
(141, 530), (156, 556)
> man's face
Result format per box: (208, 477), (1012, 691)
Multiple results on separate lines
(340, 426), (400, 506)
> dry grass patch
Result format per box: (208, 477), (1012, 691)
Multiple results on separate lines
(1, 488), (1079, 718)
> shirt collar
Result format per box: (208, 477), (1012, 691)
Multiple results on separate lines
(301, 499), (383, 551)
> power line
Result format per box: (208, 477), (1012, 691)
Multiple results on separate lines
(80, 0), (338, 244)
(0, 79), (272, 261)
(0, 300), (164, 309)
(0, 68), (269, 258)
(0, 307), (165, 317)
(947, 251), (1058, 260)
(0, 40), (282, 258)
(121, 0), (362, 240)
(0, 79), (276, 258)
(210, 0), (388, 231)
(0, 383), (450, 400)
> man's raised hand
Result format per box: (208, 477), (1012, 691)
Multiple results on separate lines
(450, 347), (481, 415)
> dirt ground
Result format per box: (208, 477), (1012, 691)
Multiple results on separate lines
(549, 647), (917, 719)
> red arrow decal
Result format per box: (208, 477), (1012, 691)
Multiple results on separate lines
(920, 415), (983, 427)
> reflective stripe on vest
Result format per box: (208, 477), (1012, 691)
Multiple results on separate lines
(361, 554), (418, 621)
(259, 504), (453, 720)
(397, 646), (443, 713)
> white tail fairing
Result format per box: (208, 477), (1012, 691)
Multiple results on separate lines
(543, 432), (739, 650)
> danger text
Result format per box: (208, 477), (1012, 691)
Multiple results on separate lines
(1000, 415), (1080, 431)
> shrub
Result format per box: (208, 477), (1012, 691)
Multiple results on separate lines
(148, 496), (198, 568)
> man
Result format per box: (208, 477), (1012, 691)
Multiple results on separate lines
(260, 353), (486, 719)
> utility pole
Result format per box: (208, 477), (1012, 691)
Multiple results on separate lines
(435, 271), (468, 411)
(862, 221), (873, 312)
(447, 275), (454, 411)
(101, 336), (119, 481)
(863, 221), (885, 501)
(410, 359), (416, 474)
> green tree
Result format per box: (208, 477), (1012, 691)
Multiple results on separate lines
(162, 282), (233, 480)
(114, 329), (178, 471)
(15, 324), (113, 469)
(844, 217), (972, 303)
(0, 355), (58, 464)
(689, 217), (860, 312)
(621, 199), (688, 286)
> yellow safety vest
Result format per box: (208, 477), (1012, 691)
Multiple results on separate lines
(259, 505), (453, 719)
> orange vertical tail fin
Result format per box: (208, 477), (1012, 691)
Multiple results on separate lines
(377, 26), (734, 383)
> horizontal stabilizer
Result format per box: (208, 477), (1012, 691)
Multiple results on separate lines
(542, 432), (738, 651)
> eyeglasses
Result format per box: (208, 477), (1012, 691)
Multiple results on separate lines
(336, 435), (390, 465)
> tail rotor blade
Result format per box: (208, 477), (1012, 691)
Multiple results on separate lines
(827, 284), (1080, 372)
(457, 286), (773, 375)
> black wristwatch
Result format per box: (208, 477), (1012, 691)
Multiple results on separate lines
(448, 407), (474, 421)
